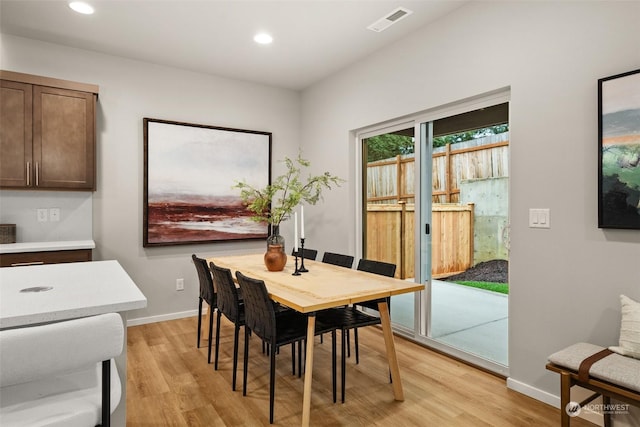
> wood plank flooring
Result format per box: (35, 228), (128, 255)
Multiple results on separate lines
(127, 316), (595, 426)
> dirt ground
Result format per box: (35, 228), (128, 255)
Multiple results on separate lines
(442, 259), (508, 283)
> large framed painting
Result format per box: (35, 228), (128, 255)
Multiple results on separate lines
(143, 118), (271, 246)
(598, 68), (640, 229)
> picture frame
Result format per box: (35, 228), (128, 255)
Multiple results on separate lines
(598, 68), (640, 229)
(143, 118), (271, 246)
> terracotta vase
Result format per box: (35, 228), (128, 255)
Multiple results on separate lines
(264, 244), (287, 272)
(264, 225), (287, 272)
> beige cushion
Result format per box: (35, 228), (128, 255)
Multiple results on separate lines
(548, 342), (640, 393)
(609, 295), (640, 360)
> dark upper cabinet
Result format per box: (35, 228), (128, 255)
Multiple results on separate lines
(1, 71), (98, 191)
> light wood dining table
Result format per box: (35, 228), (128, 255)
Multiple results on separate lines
(208, 253), (424, 427)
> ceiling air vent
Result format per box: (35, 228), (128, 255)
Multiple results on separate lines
(367, 7), (413, 33)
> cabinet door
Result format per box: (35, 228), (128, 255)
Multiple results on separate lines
(0, 80), (32, 187)
(33, 86), (95, 190)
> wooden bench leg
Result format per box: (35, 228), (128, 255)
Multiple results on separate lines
(602, 395), (612, 427)
(560, 371), (572, 427)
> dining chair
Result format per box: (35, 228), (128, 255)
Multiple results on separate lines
(317, 258), (396, 403)
(0, 313), (123, 427)
(192, 254), (217, 364)
(321, 251), (354, 269)
(318, 251), (355, 347)
(209, 261), (245, 391)
(352, 259), (396, 362)
(235, 271), (339, 423)
(291, 247), (318, 260)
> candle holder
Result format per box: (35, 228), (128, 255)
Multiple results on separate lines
(298, 238), (309, 273)
(292, 254), (301, 276)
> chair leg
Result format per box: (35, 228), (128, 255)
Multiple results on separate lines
(332, 330), (337, 403)
(214, 311), (222, 369)
(291, 343), (296, 375)
(354, 328), (359, 364)
(243, 328), (250, 396)
(298, 340), (303, 378)
(346, 329), (351, 358)
(232, 324), (240, 391)
(197, 298), (203, 348)
(341, 329), (346, 403)
(270, 345), (276, 424)
(101, 359), (111, 427)
(207, 307), (214, 364)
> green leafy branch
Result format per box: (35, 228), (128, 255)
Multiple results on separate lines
(234, 154), (344, 227)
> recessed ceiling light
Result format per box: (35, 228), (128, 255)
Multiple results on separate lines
(69, 1), (94, 15)
(254, 33), (273, 45)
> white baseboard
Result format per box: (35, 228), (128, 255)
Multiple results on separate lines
(126, 309), (199, 326)
(506, 377), (559, 407)
(506, 377), (603, 426)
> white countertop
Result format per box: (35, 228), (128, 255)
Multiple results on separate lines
(0, 240), (96, 254)
(0, 260), (147, 329)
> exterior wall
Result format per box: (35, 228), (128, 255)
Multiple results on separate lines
(460, 176), (509, 263)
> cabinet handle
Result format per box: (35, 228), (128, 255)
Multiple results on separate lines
(35, 162), (39, 186)
(26, 162), (31, 186)
(10, 261), (45, 267)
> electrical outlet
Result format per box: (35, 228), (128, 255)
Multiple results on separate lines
(37, 208), (48, 222)
(176, 278), (184, 291)
(49, 208), (61, 222)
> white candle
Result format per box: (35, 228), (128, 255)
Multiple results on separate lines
(300, 206), (305, 239)
(294, 212), (299, 252)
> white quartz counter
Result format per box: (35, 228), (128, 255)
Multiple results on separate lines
(0, 240), (95, 254)
(0, 260), (146, 329)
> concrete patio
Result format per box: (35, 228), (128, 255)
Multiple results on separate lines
(391, 280), (508, 366)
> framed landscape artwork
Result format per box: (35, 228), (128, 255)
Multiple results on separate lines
(143, 118), (271, 246)
(598, 68), (640, 229)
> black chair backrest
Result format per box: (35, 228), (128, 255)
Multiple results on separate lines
(291, 248), (318, 260)
(322, 252), (354, 269)
(236, 271), (277, 343)
(356, 259), (396, 278)
(192, 254), (215, 306)
(210, 262), (242, 323)
(356, 259), (396, 311)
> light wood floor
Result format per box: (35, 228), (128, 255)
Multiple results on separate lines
(127, 315), (595, 426)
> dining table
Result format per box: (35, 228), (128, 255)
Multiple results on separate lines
(209, 253), (424, 427)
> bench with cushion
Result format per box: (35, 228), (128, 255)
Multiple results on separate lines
(546, 295), (640, 427)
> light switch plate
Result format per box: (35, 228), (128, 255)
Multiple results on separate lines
(529, 208), (550, 228)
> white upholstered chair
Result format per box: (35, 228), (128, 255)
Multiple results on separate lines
(0, 313), (124, 427)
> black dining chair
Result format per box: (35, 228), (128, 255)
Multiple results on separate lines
(209, 261), (245, 391)
(192, 254), (217, 364)
(235, 271), (339, 423)
(321, 252), (354, 269)
(291, 247), (318, 260)
(318, 251), (355, 347)
(317, 258), (396, 403)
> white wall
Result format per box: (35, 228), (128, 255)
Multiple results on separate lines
(0, 34), (301, 322)
(300, 0), (640, 409)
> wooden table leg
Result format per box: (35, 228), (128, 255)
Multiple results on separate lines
(302, 314), (316, 427)
(378, 300), (404, 401)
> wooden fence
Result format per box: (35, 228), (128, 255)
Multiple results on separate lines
(366, 203), (474, 279)
(367, 134), (509, 204)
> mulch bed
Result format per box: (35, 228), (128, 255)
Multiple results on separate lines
(442, 259), (508, 283)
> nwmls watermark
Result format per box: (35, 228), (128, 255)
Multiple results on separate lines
(566, 401), (631, 417)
